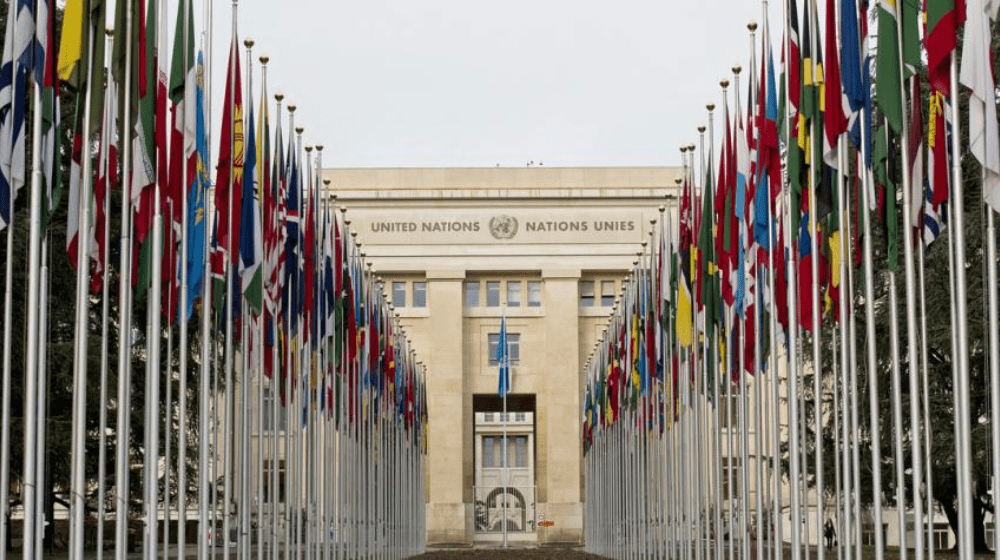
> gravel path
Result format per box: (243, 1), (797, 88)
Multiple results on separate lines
(407, 545), (999, 560)
(409, 545), (604, 560)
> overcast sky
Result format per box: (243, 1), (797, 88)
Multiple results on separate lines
(204, 0), (782, 169)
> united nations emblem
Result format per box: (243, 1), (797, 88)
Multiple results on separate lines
(489, 215), (518, 240)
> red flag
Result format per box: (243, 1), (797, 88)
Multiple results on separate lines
(924, 0), (965, 96)
(213, 42), (245, 271)
(823, 0), (847, 162)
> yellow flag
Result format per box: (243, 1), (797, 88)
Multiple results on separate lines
(57, 0), (85, 83)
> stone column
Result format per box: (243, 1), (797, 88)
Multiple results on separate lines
(424, 269), (470, 543)
(539, 269), (583, 543)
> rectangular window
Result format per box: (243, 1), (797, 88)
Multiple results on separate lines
(488, 333), (520, 365)
(601, 281), (616, 307)
(527, 281), (541, 307)
(486, 281), (501, 307)
(262, 386), (286, 432)
(492, 435), (526, 468)
(484, 436), (496, 468)
(262, 459), (286, 503)
(392, 282), (406, 308)
(580, 280), (595, 307)
(412, 282), (427, 307)
(515, 435), (527, 468)
(465, 281), (480, 307)
(506, 281), (521, 307)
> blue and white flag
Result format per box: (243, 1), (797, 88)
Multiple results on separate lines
(496, 311), (510, 397)
(0, 0), (34, 231)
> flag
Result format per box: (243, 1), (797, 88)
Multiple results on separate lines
(0, 0), (31, 231)
(90, 77), (118, 293)
(960, 0), (1000, 212)
(797, 214), (815, 331)
(873, 123), (899, 270)
(38, 0), (59, 237)
(57, 0), (84, 84)
(734, 109), (750, 320)
(875, 0), (920, 133)
(66, 98), (84, 268)
(924, 0), (965, 95)
(240, 92), (263, 314)
(211, 41), (244, 314)
(787, 0), (802, 113)
(184, 52), (208, 322)
(283, 138), (300, 334)
(698, 157), (719, 395)
(131, 0), (157, 300)
(842, 0), (872, 161)
(907, 78), (924, 228)
(496, 311), (510, 397)
(823, 0), (848, 167)
(676, 180), (693, 346)
(167, 0), (195, 323)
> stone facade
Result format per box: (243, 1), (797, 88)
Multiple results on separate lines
(323, 166), (682, 544)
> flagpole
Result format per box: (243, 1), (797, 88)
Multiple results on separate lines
(199, 77), (215, 560)
(782, 99), (804, 560)
(302, 142), (313, 560)
(65, 15), (97, 560)
(97, 28), (114, 560)
(733, 63), (754, 560)
(892, 0), (925, 534)
(240, 35), (257, 560)
(176, 1), (193, 555)
(801, 5), (823, 556)
(829, 329), (842, 560)
(746, 19), (767, 560)
(34, 236), (47, 556)
(501, 304), (508, 549)
(0, 93), (11, 560)
(836, 133), (852, 560)
(0, 0), (19, 548)
(271, 88), (285, 560)
(847, 155), (862, 560)
(916, 228), (935, 560)
(986, 126), (1000, 560)
(113, 0), (137, 557)
(257, 51), (270, 560)
(857, 66), (886, 560)
(947, 49), (973, 560)
(222, 5), (241, 560)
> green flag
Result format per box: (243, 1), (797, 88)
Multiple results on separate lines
(875, 0), (920, 133)
(873, 122), (898, 271)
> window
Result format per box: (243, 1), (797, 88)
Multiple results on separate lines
(413, 282), (427, 307)
(392, 282), (406, 308)
(506, 281), (521, 307)
(262, 386), (286, 431)
(484, 436), (496, 468)
(488, 333), (520, 365)
(601, 281), (616, 307)
(486, 282), (501, 307)
(482, 435), (527, 468)
(465, 281), (480, 307)
(527, 281), (541, 307)
(579, 280), (595, 307)
(515, 436), (527, 468)
(262, 459), (286, 503)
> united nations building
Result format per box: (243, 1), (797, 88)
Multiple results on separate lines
(322, 165), (682, 544)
